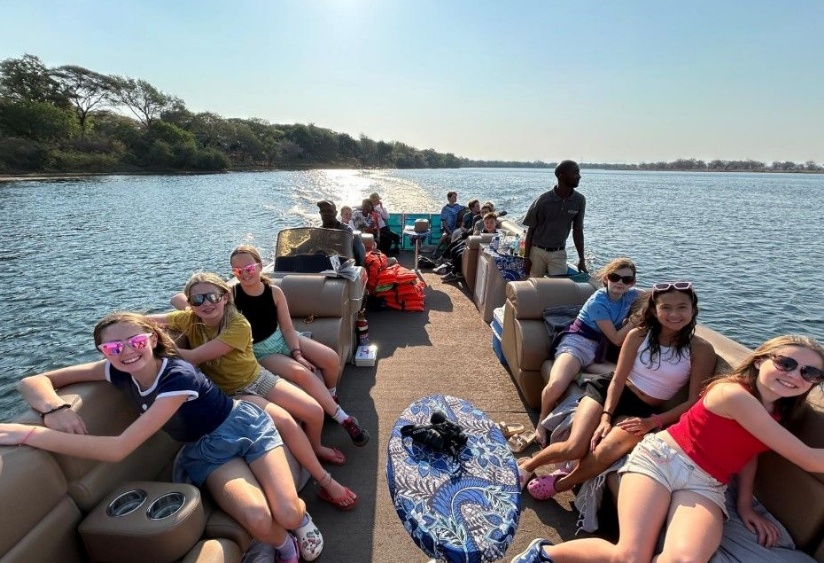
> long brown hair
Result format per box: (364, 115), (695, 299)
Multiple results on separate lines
(634, 283), (698, 368)
(707, 334), (824, 427)
(94, 312), (179, 359)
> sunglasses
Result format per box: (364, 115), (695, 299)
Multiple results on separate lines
(232, 263), (259, 278)
(606, 273), (635, 284)
(770, 354), (824, 384)
(188, 292), (223, 307)
(652, 281), (693, 293)
(98, 333), (153, 356)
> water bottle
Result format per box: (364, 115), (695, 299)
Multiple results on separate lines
(518, 233), (526, 257)
(490, 234), (500, 252)
(356, 310), (369, 346)
(511, 234), (520, 256)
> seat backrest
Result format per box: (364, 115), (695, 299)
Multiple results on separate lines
(275, 227), (353, 260)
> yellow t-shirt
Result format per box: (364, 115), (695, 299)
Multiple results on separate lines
(165, 310), (260, 394)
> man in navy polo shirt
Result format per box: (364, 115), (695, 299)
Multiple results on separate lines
(522, 160), (587, 277)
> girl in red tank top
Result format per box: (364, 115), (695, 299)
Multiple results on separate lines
(511, 334), (824, 563)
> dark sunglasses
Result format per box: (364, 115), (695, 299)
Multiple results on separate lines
(770, 354), (824, 384)
(188, 292), (223, 307)
(652, 281), (693, 293)
(606, 273), (635, 284)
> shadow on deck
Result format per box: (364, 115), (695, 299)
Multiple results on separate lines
(306, 251), (591, 562)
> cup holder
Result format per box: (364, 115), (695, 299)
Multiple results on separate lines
(106, 489), (148, 517)
(146, 492), (185, 520)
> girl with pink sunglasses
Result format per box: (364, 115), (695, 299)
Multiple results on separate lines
(0, 312), (313, 563)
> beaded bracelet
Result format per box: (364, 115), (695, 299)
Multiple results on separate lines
(39, 403), (71, 419)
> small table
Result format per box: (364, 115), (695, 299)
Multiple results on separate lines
(387, 394), (521, 562)
(403, 227), (431, 276)
(482, 246), (525, 281)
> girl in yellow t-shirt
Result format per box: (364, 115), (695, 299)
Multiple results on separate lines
(151, 272), (357, 513)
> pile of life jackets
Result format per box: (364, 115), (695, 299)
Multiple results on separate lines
(363, 250), (426, 312)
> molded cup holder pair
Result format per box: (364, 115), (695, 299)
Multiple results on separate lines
(106, 489), (185, 520)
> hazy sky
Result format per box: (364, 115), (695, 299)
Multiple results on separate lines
(2, 1), (822, 163)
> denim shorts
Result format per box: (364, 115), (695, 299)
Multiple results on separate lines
(555, 333), (599, 367)
(176, 400), (283, 486)
(236, 367), (280, 398)
(619, 433), (728, 518)
(253, 328), (290, 360)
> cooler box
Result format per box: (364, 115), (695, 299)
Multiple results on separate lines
(490, 307), (507, 368)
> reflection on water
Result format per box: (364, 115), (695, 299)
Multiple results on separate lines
(1, 169), (822, 419)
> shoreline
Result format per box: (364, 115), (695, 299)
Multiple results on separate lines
(2, 167), (823, 183)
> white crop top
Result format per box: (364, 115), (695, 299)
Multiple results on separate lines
(627, 333), (692, 401)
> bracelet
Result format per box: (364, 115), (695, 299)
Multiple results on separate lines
(290, 348), (302, 357)
(19, 426), (36, 446)
(39, 403), (71, 419)
(602, 411), (613, 420)
(652, 413), (664, 430)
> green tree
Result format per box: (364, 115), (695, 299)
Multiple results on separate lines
(51, 65), (116, 132)
(0, 54), (67, 106)
(112, 77), (183, 127)
(0, 100), (78, 142)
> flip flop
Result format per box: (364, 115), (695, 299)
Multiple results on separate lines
(317, 447), (346, 466)
(317, 485), (358, 511)
(507, 431), (536, 453)
(497, 421), (526, 438)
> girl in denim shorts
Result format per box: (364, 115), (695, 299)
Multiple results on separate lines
(535, 257), (643, 446)
(510, 334), (824, 563)
(0, 312), (320, 563)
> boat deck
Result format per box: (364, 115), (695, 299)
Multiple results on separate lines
(310, 251), (588, 562)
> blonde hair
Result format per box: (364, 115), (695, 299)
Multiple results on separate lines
(594, 257), (637, 283)
(94, 312), (178, 359)
(709, 335), (824, 427)
(183, 272), (241, 346)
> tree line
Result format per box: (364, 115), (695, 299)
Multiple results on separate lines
(0, 54), (462, 174)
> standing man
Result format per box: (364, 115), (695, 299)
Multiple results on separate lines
(522, 160), (587, 277)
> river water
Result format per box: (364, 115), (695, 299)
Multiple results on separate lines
(1, 168), (822, 419)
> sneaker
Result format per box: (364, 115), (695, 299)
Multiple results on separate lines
(510, 538), (554, 563)
(442, 272), (462, 284)
(342, 416), (370, 447)
(433, 263), (451, 275)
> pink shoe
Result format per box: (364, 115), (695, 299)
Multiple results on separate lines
(527, 467), (570, 501)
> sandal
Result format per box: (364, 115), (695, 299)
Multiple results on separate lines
(517, 464), (533, 490)
(317, 485), (358, 511)
(527, 470), (568, 501)
(498, 421), (526, 438)
(507, 431), (536, 453)
(293, 513), (324, 561)
(317, 447), (346, 466)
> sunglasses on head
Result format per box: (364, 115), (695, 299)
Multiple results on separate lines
(232, 263), (259, 277)
(98, 333), (153, 356)
(652, 281), (693, 293)
(188, 292), (223, 307)
(606, 273), (635, 284)
(770, 354), (824, 384)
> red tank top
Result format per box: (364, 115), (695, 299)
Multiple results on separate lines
(668, 386), (778, 484)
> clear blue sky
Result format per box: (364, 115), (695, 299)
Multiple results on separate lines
(2, 0), (822, 163)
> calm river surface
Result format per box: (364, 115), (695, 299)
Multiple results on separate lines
(1, 168), (822, 419)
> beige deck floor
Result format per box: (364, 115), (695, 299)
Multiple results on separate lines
(306, 253), (590, 562)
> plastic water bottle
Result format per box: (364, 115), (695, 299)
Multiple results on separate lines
(511, 234), (520, 256)
(490, 235), (500, 252)
(356, 310), (369, 346)
(518, 234), (526, 257)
